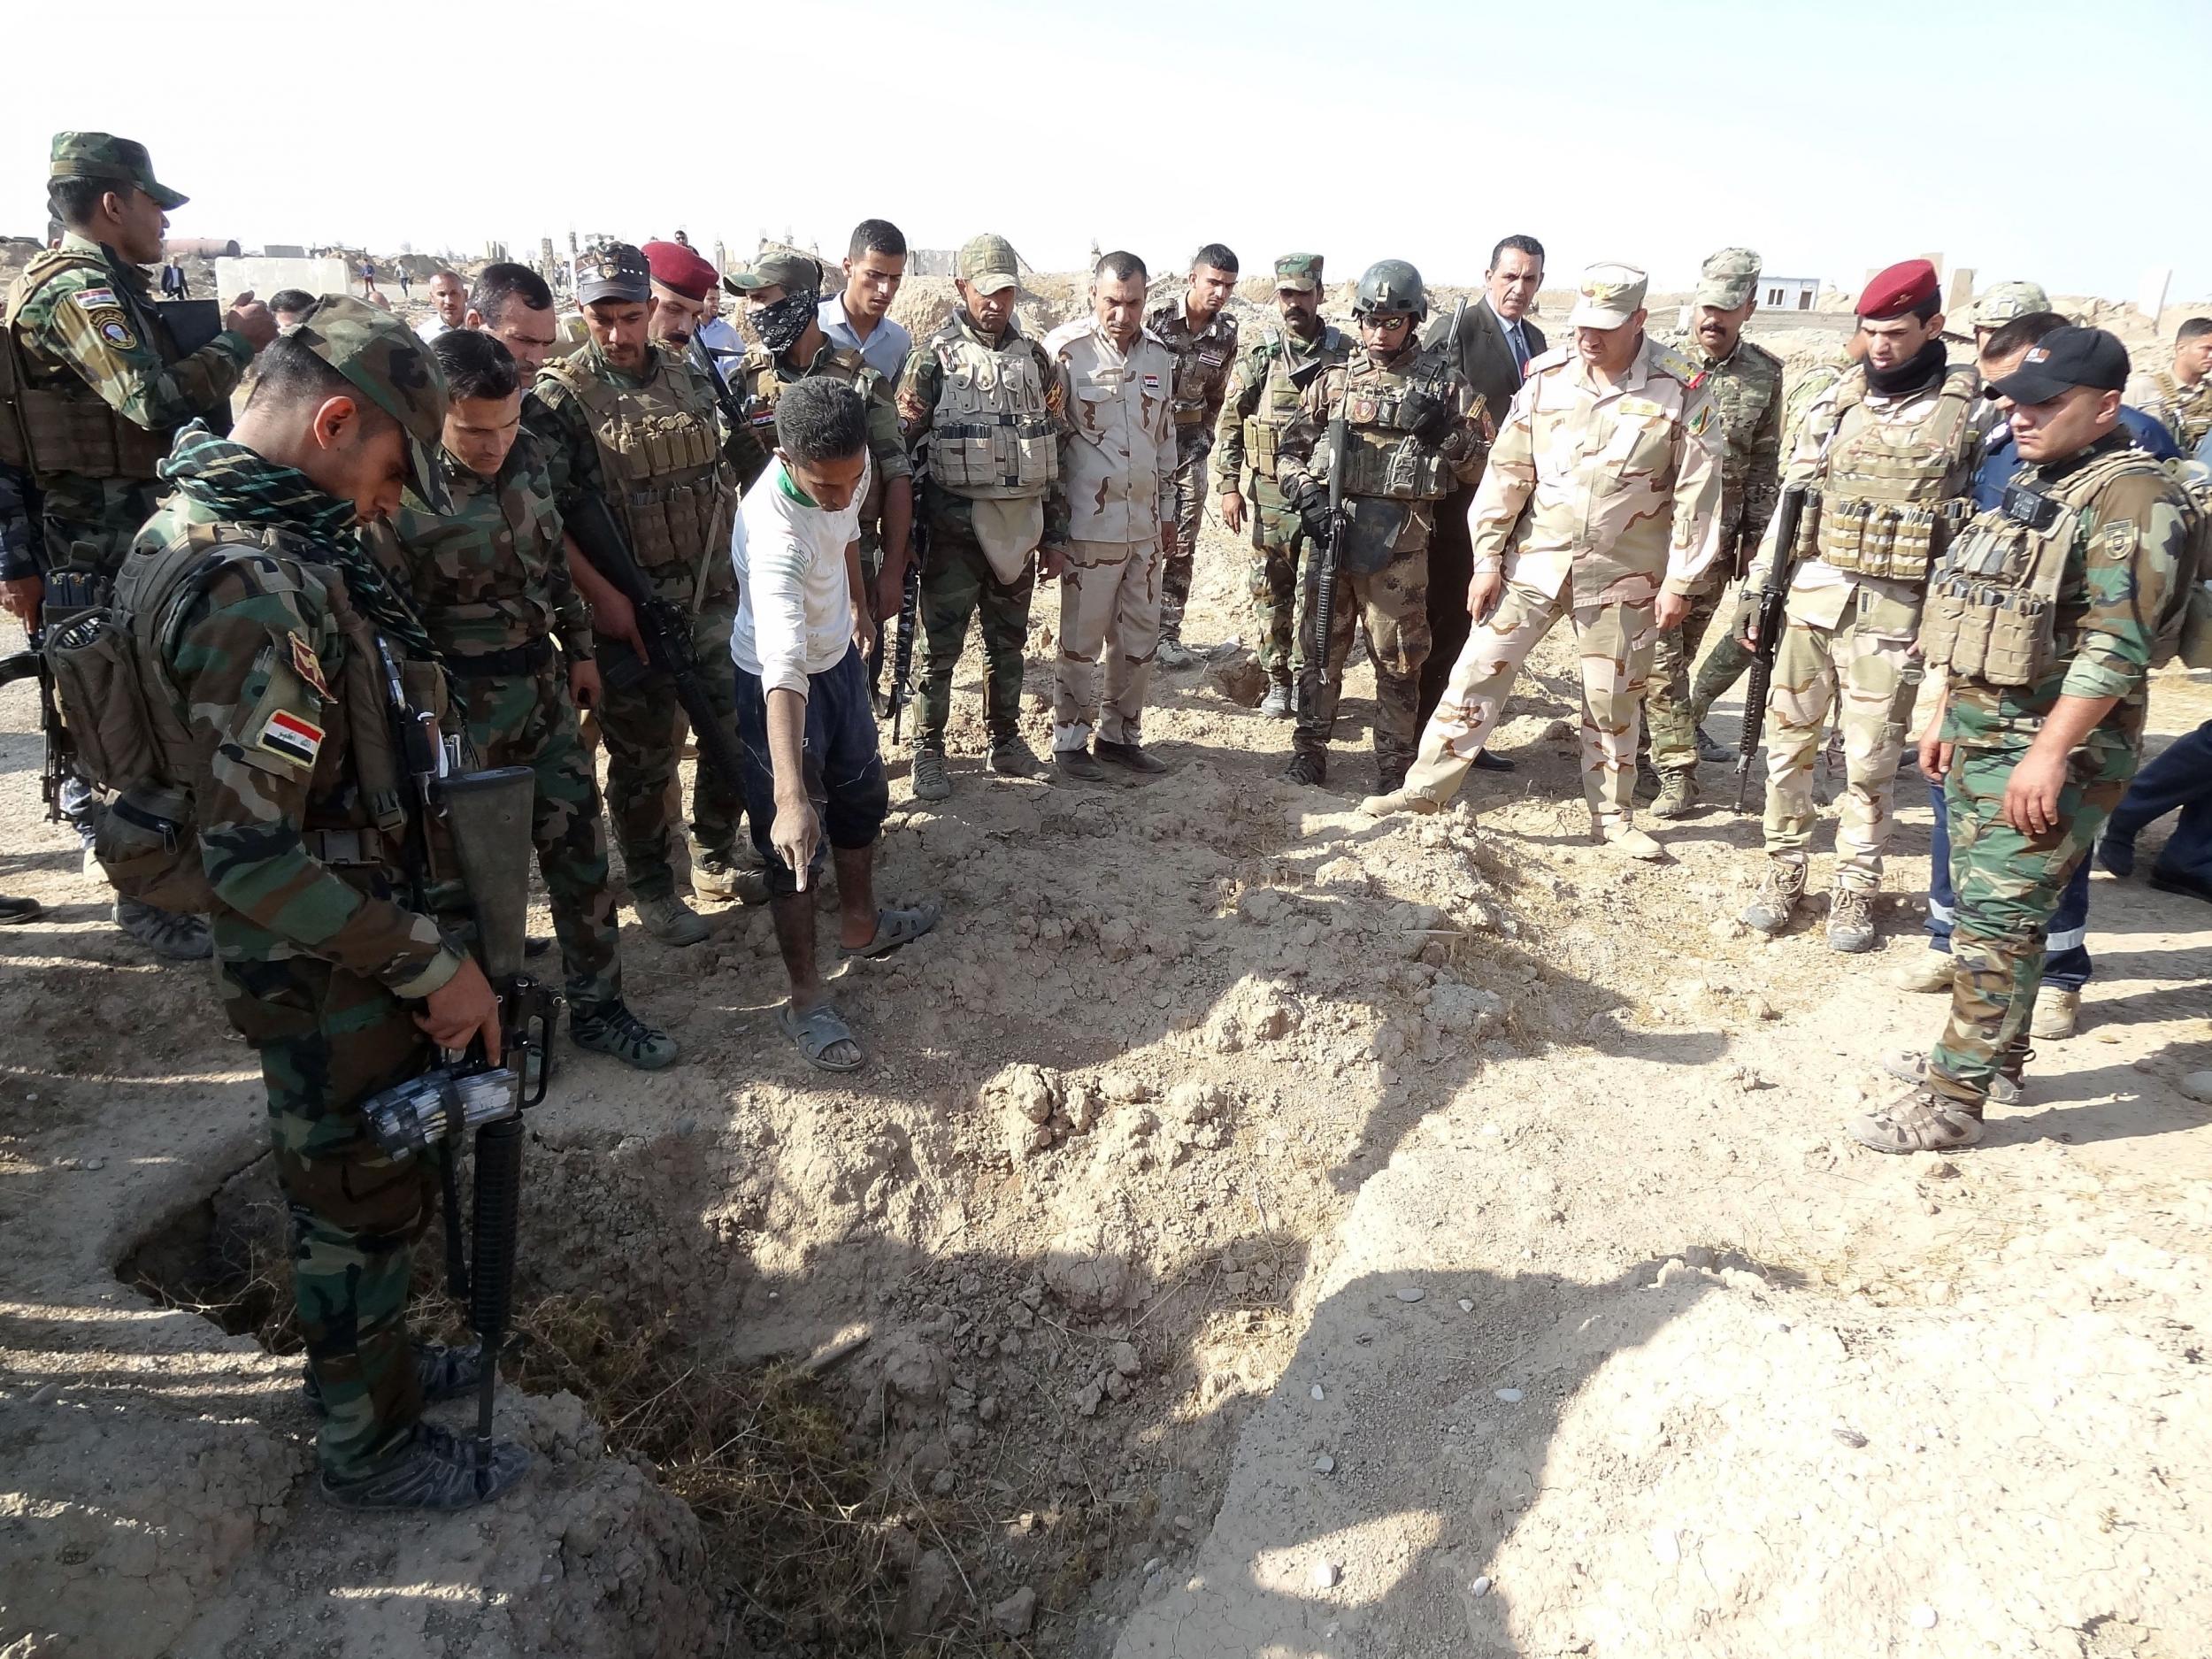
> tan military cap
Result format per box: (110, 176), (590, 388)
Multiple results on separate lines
(957, 234), (1021, 295)
(1569, 262), (1648, 330)
(1695, 248), (1762, 310)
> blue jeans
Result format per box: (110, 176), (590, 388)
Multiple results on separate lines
(731, 646), (890, 899)
(1925, 774), (2093, 989)
(2107, 717), (2212, 882)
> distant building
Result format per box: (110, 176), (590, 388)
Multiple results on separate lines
(1758, 276), (1819, 311)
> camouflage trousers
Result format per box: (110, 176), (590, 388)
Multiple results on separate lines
(1405, 580), (1655, 826)
(1245, 488), (1302, 686)
(913, 515), (1034, 752)
(219, 955), (437, 1479)
(1760, 583), (1922, 887)
(1294, 538), (1431, 784)
(1689, 580), (1755, 727)
(452, 662), (620, 1010)
(594, 600), (742, 902)
(1053, 535), (1162, 750)
(1159, 426), (1211, 641)
(1643, 582), (1728, 774)
(1925, 739), (2131, 1111)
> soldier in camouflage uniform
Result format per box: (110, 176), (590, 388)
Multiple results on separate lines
(112, 299), (526, 1507)
(1, 133), (278, 957)
(1275, 260), (1489, 792)
(1857, 326), (2187, 1152)
(370, 330), (677, 1070)
(1643, 248), (1784, 817)
(2124, 316), (2212, 456)
(894, 234), (1067, 800)
(1364, 263), (1724, 860)
(1738, 261), (1983, 951)
(526, 243), (749, 947)
(1211, 254), (1352, 718)
(1148, 245), (1239, 668)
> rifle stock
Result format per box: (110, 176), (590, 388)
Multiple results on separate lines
(1733, 487), (1809, 810)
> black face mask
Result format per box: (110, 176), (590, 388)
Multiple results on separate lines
(751, 290), (817, 355)
(1864, 336), (1948, 399)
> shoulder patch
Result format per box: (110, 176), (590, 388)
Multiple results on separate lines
(255, 707), (325, 770)
(288, 632), (331, 699)
(1649, 344), (1698, 382)
(97, 317), (138, 349)
(71, 288), (119, 311)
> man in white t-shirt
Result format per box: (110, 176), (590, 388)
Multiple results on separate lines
(415, 270), (465, 342)
(731, 378), (940, 1070)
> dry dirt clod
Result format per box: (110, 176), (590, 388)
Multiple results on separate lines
(991, 1586), (1039, 1638)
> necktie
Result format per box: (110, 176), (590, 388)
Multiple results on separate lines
(1508, 321), (1528, 380)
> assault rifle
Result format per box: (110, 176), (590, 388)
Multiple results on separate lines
(887, 549), (921, 744)
(0, 568), (103, 821)
(565, 490), (752, 801)
(1733, 487), (1809, 810)
(688, 334), (771, 488)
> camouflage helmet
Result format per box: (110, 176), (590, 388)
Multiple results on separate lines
(1972, 280), (2051, 333)
(287, 296), (453, 511)
(1352, 259), (1426, 320)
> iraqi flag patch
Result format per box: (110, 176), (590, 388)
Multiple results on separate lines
(256, 708), (325, 769)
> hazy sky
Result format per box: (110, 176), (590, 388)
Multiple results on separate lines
(6, 0), (2206, 303)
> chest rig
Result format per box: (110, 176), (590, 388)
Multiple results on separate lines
(1814, 365), (1979, 583)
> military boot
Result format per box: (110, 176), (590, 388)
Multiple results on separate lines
(305, 1342), (480, 1416)
(572, 1000), (680, 1070)
(1650, 770), (1699, 819)
(1259, 680), (1292, 719)
(1156, 636), (1199, 672)
(320, 1421), (531, 1512)
(987, 733), (1044, 778)
(1882, 1048), (2023, 1107)
(1826, 885), (1878, 953)
(635, 893), (710, 947)
(693, 853), (768, 906)
(1740, 857), (1806, 935)
(1695, 725), (1732, 765)
(910, 748), (952, 802)
(1891, 949), (1954, 993)
(1848, 1087), (1985, 1154)
(1281, 748), (1326, 787)
(115, 898), (211, 960)
(2031, 987), (2081, 1041)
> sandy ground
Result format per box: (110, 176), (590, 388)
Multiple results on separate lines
(3, 303), (2210, 1657)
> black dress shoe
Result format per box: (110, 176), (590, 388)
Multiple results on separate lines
(1094, 738), (1168, 774)
(1471, 750), (1515, 772)
(2148, 864), (2212, 905)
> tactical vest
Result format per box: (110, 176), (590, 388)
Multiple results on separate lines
(51, 525), (425, 910)
(0, 248), (178, 481)
(924, 323), (1057, 499)
(2147, 369), (2212, 453)
(541, 343), (730, 574)
(1812, 365), (1979, 583)
(1244, 332), (1347, 480)
(738, 344), (886, 521)
(1919, 446), (2187, 688)
(1326, 347), (1456, 503)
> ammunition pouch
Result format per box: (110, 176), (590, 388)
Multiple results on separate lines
(1814, 498), (1969, 583)
(922, 323), (1058, 499)
(44, 605), (157, 795)
(95, 782), (217, 913)
(1919, 579), (2048, 688)
(541, 346), (732, 577)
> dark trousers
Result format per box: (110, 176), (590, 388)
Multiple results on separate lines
(2107, 717), (2212, 881)
(1925, 774), (2092, 988)
(1417, 484), (1475, 728)
(732, 646), (891, 898)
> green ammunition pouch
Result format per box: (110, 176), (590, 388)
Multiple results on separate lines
(1814, 365), (1978, 583)
(922, 325), (1056, 500)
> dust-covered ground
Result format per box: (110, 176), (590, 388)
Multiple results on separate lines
(4, 298), (2212, 1659)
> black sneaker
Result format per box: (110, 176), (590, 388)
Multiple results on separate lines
(1055, 747), (1106, 782)
(320, 1420), (531, 1512)
(303, 1341), (484, 1417)
(1281, 750), (1327, 786)
(114, 898), (211, 960)
(572, 1000), (680, 1070)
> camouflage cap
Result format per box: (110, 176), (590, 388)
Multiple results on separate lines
(1695, 247), (1762, 310)
(49, 132), (187, 211)
(1274, 253), (1325, 294)
(288, 296), (454, 512)
(723, 247), (824, 296)
(956, 234), (1021, 296)
(1568, 262), (1649, 330)
(575, 242), (650, 306)
(1972, 280), (2051, 332)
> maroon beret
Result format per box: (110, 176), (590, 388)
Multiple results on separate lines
(1857, 259), (1940, 321)
(642, 240), (718, 302)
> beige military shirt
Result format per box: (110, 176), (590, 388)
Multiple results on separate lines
(1470, 334), (1724, 603)
(1044, 317), (1179, 544)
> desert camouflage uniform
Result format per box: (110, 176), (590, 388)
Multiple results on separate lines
(370, 431), (623, 1012)
(1645, 334), (1784, 775)
(1400, 335), (1723, 824)
(1212, 321), (1352, 686)
(895, 310), (1067, 751)
(526, 339), (741, 902)
(2124, 365), (2212, 456)
(1745, 359), (1982, 888)
(130, 426), (466, 1481)
(730, 339), (910, 580)
(3, 230), (252, 573)
(1275, 342), (1487, 787)
(1918, 434), (2185, 1112)
(1148, 294), (1238, 642)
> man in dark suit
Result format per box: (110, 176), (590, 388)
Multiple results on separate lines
(1417, 234), (1547, 759)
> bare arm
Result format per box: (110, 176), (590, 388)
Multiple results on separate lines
(765, 686), (818, 889)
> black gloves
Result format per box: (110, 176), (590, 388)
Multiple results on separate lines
(1401, 386), (1455, 448)
(1290, 476), (1333, 542)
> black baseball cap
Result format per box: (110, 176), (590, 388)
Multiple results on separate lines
(575, 242), (650, 305)
(1988, 326), (2130, 404)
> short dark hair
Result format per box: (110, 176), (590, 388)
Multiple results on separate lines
(428, 268), (462, 285)
(774, 377), (868, 466)
(1488, 234), (1545, 272)
(848, 219), (906, 262)
(1981, 312), (2067, 359)
(2177, 317), (2212, 345)
(468, 262), (553, 327)
(1193, 243), (1238, 276)
(1094, 250), (1148, 285)
(245, 333), (394, 430)
(48, 178), (114, 230)
(267, 289), (317, 318)
(432, 327), (519, 402)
